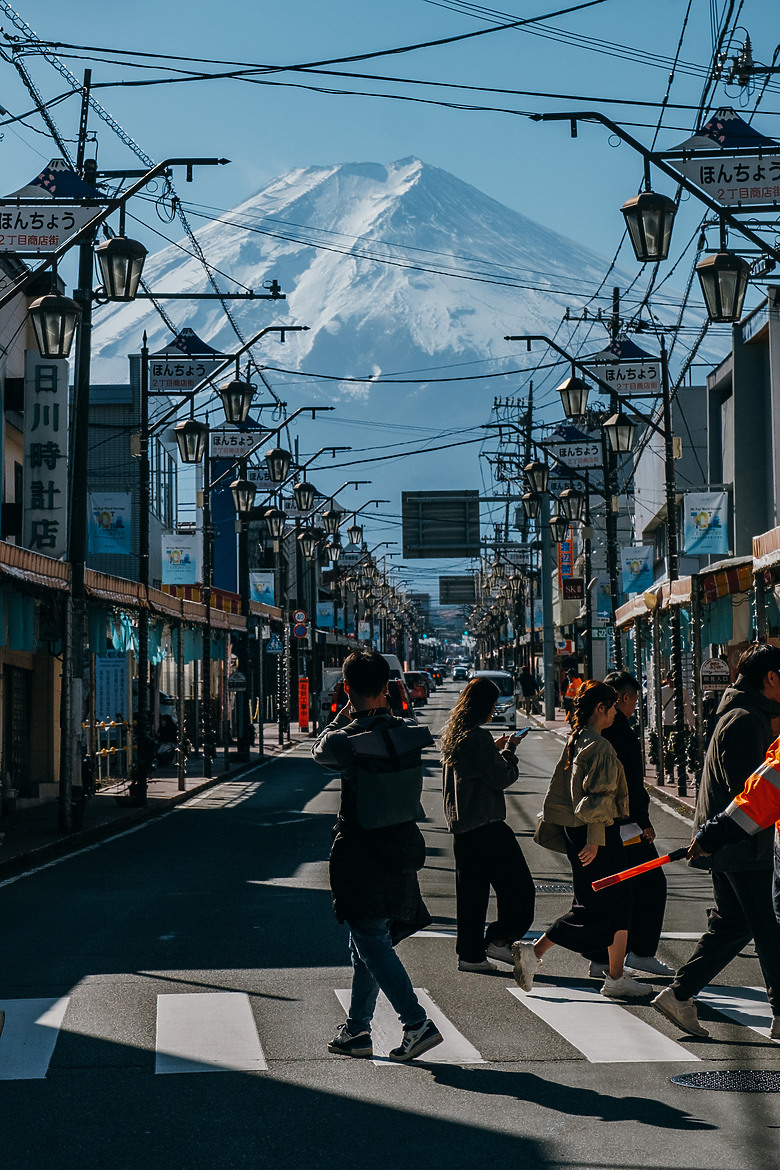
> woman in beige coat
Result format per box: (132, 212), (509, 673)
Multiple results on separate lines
(513, 680), (653, 1000)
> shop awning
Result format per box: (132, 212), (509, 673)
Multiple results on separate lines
(0, 541), (70, 592)
(753, 526), (780, 571)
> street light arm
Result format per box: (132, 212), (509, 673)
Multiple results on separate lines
(481, 420), (608, 498)
(531, 110), (780, 264)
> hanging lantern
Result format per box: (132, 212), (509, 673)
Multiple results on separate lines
(28, 293), (81, 358)
(621, 190), (677, 262)
(95, 235), (148, 301)
(558, 487), (585, 523)
(263, 506), (287, 540)
(325, 540), (342, 564)
(322, 507), (342, 536)
(550, 512), (570, 543)
(297, 527), (318, 560)
(174, 418), (208, 464)
(265, 446), (292, 483)
(695, 251), (750, 323)
(556, 375), (589, 420)
(346, 521), (363, 545)
(524, 460), (549, 494)
(603, 411), (636, 454)
(218, 378), (255, 425)
(292, 480), (317, 512)
(230, 477), (256, 515)
(522, 491), (541, 520)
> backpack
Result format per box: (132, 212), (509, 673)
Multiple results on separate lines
(347, 722), (433, 830)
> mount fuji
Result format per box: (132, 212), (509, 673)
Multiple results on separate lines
(89, 158), (685, 502)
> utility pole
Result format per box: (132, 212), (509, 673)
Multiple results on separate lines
(606, 287), (623, 669)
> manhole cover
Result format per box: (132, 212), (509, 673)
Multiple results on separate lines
(670, 1070), (780, 1093)
(535, 883), (573, 893)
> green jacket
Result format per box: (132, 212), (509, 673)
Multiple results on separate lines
(539, 726), (629, 848)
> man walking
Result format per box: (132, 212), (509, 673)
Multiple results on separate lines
(312, 650), (443, 1062)
(652, 644), (780, 1038)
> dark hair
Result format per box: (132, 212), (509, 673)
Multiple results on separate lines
(342, 650), (390, 698)
(603, 670), (640, 696)
(736, 643), (780, 689)
(570, 679), (618, 740)
(440, 677), (500, 763)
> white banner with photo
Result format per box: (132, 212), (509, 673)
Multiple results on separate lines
(161, 533), (200, 585)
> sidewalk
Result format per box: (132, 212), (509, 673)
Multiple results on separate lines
(527, 707), (697, 820)
(0, 719), (316, 879)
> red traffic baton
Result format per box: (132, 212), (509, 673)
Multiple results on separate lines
(591, 846), (689, 892)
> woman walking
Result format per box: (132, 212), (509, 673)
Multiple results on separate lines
(441, 677), (535, 972)
(513, 680), (653, 999)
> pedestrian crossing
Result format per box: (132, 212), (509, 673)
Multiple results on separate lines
(0, 983), (775, 1080)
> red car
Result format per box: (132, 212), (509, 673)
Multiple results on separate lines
(404, 672), (429, 707)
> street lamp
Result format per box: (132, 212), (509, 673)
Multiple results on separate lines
(325, 539), (342, 564)
(297, 527), (318, 561)
(603, 410), (637, 454)
(218, 377), (255, 425)
(230, 476), (257, 516)
(620, 189), (677, 262)
(550, 512), (570, 543)
(265, 446), (292, 483)
(293, 480), (317, 513)
(95, 235), (148, 301)
(522, 492), (541, 520)
(695, 251), (751, 323)
(264, 506), (287, 541)
(559, 487), (585, 523)
(28, 292), (81, 359)
(347, 521), (363, 545)
(556, 374), (590, 420)
(524, 460), (549, 494)
(174, 418), (209, 464)
(322, 506), (342, 536)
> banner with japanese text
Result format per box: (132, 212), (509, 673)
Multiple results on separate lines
(250, 571), (275, 607)
(161, 533), (200, 585)
(22, 353), (69, 558)
(88, 493), (132, 556)
(683, 491), (730, 555)
(620, 546), (654, 595)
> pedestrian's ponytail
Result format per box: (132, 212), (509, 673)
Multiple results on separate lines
(566, 680), (618, 762)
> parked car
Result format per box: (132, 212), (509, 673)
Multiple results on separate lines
(453, 665), (468, 681)
(404, 671), (429, 707)
(468, 669), (517, 728)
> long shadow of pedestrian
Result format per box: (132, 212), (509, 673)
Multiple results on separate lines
(427, 1066), (717, 1131)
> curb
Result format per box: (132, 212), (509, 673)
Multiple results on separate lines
(646, 782), (696, 820)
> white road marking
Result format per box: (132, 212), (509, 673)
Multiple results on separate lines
(698, 985), (778, 1042)
(334, 988), (483, 1065)
(508, 984), (701, 1063)
(0, 998), (70, 1080)
(155, 992), (268, 1074)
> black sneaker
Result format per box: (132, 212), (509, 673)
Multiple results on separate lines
(327, 1023), (373, 1057)
(388, 1018), (443, 1063)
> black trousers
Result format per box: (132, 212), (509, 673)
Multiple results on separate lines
(453, 820), (535, 962)
(673, 866), (780, 1014)
(584, 836), (667, 964)
(547, 824), (632, 956)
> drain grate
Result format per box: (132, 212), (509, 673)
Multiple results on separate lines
(670, 1070), (780, 1093)
(535, 883), (573, 893)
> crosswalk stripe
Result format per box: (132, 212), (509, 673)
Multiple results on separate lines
(155, 993), (268, 1074)
(334, 989), (484, 1065)
(0, 998), (70, 1080)
(698, 985), (778, 1042)
(508, 985), (701, 1064)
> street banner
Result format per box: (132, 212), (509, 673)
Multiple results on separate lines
(683, 491), (730, 555)
(298, 678), (309, 732)
(88, 492), (132, 556)
(358, 620), (371, 641)
(161, 533), (200, 585)
(549, 423), (601, 469)
(558, 529), (574, 579)
(94, 650), (129, 722)
(669, 109), (780, 208)
(585, 337), (660, 396)
(250, 571), (276, 607)
(317, 600), (334, 628)
(621, 546), (654, 595)
(22, 352), (69, 559)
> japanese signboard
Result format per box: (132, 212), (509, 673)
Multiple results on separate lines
(700, 656), (730, 692)
(88, 493), (132, 556)
(683, 491), (730, 556)
(620, 546), (654, 595)
(250, 571), (275, 607)
(585, 338), (660, 397)
(549, 438), (601, 470)
(562, 577), (585, 601)
(298, 678), (309, 732)
(22, 353), (69, 558)
(0, 203), (100, 254)
(161, 533), (200, 585)
(149, 357), (225, 394)
(209, 428), (261, 460)
(94, 650), (130, 723)
(669, 108), (780, 208)
(558, 529), (574, 579)
(317, 600), (335, 628)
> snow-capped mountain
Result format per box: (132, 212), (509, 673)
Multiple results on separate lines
(89, 158), (703, 503)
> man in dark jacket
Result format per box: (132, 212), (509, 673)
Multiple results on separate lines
(312, 650), (443, 1063)
(652, 643), (780, 1038)
(593, 671), (672, 977)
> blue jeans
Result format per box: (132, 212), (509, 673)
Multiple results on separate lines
(346, 917), (424, 1034)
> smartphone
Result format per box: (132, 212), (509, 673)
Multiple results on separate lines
(512, 727), (532, 740)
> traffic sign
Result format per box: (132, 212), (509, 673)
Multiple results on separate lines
(227, 671), (246, 691)
(293, 623), (307, 638)
(266, 634), (283, 654)
(293, 609), (307, 623)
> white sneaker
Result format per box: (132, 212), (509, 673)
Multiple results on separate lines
(486, 942), (514, 965)
(651, 986), (709, 1036)
(601, 972), (654, 999)
(625, 952), (675, 976)
(769, 1015), (779, 1041)
(511, 940), (541, 992)
(588, 961), (609, 978)
(458, 958), (497, 973)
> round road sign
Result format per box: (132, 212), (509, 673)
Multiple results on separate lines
(293, 609), (307, 624)
(293, 623), (307, 638)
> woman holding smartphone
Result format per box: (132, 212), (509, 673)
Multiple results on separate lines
(441, 677), (535, 973)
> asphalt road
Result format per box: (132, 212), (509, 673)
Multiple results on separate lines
(0, 681), (778, 1170)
